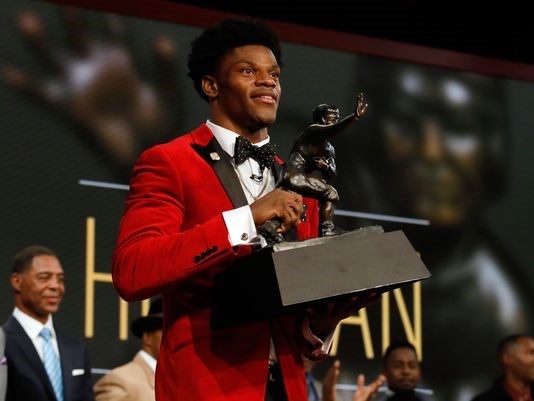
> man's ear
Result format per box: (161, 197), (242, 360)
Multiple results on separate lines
(141, 331), (149, 347)
(201, 75), (218, 100)
(10, 273), (21, 293)
(501, 351), (513, 367)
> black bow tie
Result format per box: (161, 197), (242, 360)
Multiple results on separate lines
(234, 136), (276, 170)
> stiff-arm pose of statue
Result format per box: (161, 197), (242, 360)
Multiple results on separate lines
(278, 93), (368, 237)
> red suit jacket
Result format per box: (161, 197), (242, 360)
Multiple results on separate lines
(113, 124), (320, 401)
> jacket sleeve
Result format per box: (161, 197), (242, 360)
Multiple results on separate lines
(112, 145), (245, 301)
(93, 370), (129, 401)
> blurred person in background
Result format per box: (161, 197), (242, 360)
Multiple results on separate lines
(3, 245), (94, 401)
(342, 58), (534, 401)
(374, 341), (433, 401)
(472, 334), (534, 401)
(94, 297), (163, 401)
(2, 6), (180, 178)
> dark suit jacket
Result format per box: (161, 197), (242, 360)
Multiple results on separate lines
(3, 316), (94, 401)
(472, 378), (534, 401)
(112, 124), (320, 401)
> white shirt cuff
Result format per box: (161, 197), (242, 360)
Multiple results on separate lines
(223, 205), (260, 246)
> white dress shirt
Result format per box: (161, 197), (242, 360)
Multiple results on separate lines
(206, 120), (333, 359)
(138, 350), (157, 373)
(207, 120), (275, 247)
(13, 307), (60, 361)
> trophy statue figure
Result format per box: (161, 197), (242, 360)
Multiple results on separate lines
(259, 93), (368, 243)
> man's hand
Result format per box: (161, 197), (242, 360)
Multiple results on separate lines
(250, 188), (303, 233)
(306, 292), (381, 339)
(355, 93), (368, 119)
(322, 359), (385, 401)
(353, 373), (386, 401)
(322, 360), (341, 401)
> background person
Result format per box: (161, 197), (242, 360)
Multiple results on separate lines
(374, 341), (434, 401)
(2, 245), (94, 401)
(343, 58), (534, 400)
(471, 334), (534, 401)
(94, 297), (163, 401)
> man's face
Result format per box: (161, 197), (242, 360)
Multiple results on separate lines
(378, 68), (499, 227)
(384, 348), (421, 392)
(208, 45), (281, 138)
(11, 255), (65, 323)
(504, 337), (534, 383)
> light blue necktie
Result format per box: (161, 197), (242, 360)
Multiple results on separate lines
(39, 327), (64, 401)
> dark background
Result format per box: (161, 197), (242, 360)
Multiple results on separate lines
(172, 0), (534, 66)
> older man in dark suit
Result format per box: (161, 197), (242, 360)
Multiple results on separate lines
(3, 245), (94, 401)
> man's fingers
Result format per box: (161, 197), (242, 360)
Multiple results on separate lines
(368, 374), (386, 393)
(252, 188), (302, 230)
(356, 373), (365, 388)
(277, 194), (303, 232)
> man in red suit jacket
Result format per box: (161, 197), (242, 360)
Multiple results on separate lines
(113, 19), (370, 401)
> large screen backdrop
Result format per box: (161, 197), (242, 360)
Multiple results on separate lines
(1, 2), (533, 401)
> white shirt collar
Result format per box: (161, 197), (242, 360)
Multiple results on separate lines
(206, 120), (271, 158)
(138, 350), (157, 372)
(13, 306), (55, 340)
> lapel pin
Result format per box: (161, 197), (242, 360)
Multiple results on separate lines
(209, 152), (221, 161)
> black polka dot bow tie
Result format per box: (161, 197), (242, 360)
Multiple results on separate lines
(234, 136), (276, 170)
